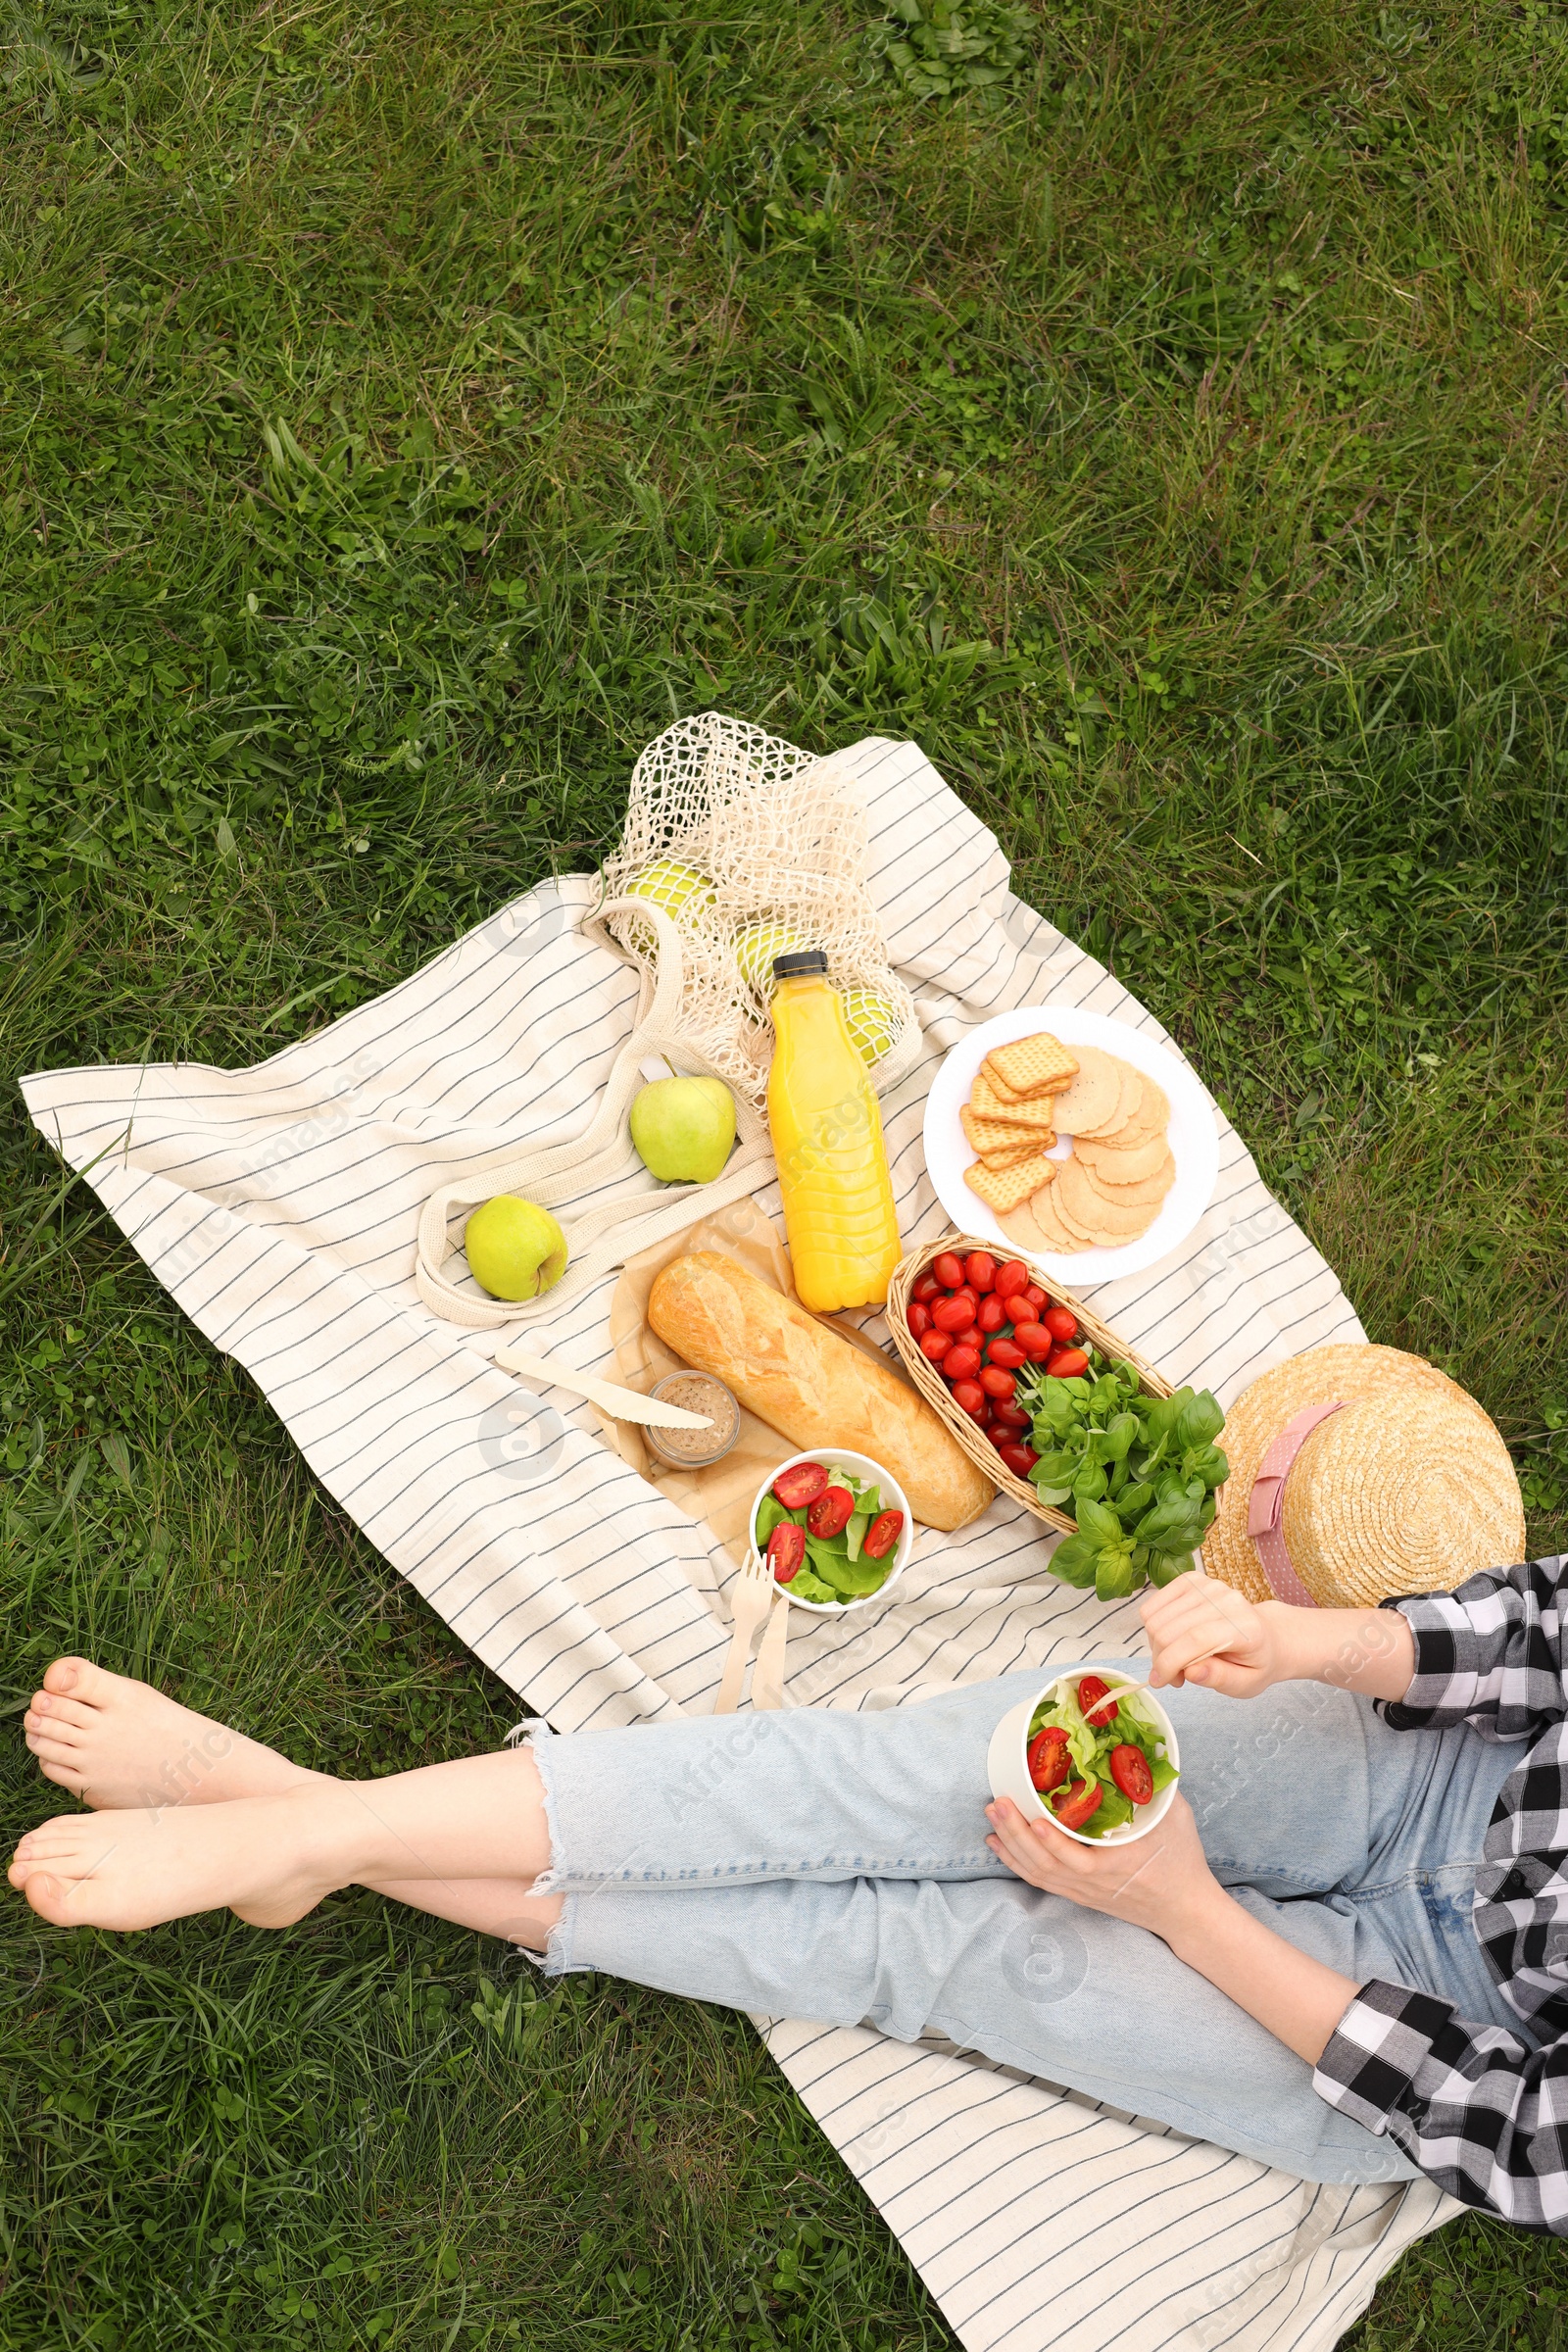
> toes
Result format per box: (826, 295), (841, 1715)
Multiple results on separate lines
(42, 1656), (95, 1698)
(37, 1759), (88, 1797)
(23, 1871), (82, 1926)
(25, 1696), (94, 1736)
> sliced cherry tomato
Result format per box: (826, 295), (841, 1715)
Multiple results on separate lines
(1043, 1303), (1079, 1343)
(976, 1294), (1008, 1334)
(932, 1251), (966, 1291)
(808, 1485), (855, 1539)
(932, 1294), (977, 1334)
(989, 1397), (1032, 1429)
(943, 1342), (982, 1381)
(1053, 1778), (1102, 1830)
(1027, 1726), (1071, 1792)
(766, 1522), (806, 1581)
(913, 1272), (942, 1303)
(979, 1365), (1016, 1399)
(862, 1508), (904, 1560)
(999, 1441), (1041, 1478)
(772, 1460), (828, 1509)
(920, 1329), (953, 1363)
(994, 1258), (1029, 1300)
(1010, 1320), (1054, 1361)
(1078, 1675), (1120, 1727)
(1023, 1284), (1047, 1312)
(987, 1337), (1027, 1371)
(1048, 1346), (1091, 1378)
(1109, 1743), (1153, 1806)
(950, 1379), (987, 1419)
(964, 1250), (998, 1294)
(906, 1299), (932, 1338)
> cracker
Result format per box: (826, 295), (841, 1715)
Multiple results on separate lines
(961, 1100), (1056, 1158)
(1027, 1180), (1092, 1253)
(985, 1032), (1078, 1098)
(1073, 1131), (1175, 1187)
(964, 1149), (1060, 1214)
(1074, 1058), (1146, 1140)
(1080, 1071), (1170, 1150)
(1055, 1154), (1160, 1242)
(970, 1071), (1057, 1131)
(1077, 1150), (1176, 1208)
(1046, 1048), (1123, 1137)
(980, 1133), (1053, 1172)
(997, 1200), (1048, 1253)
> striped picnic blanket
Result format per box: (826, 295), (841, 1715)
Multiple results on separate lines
(22, 733), (1457, 2352)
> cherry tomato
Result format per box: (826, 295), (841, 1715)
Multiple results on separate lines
(1109, 1743), (1153, 1806)
(964, 1250), (998, 1294)
(772, 1461), (828, 1509)
(944, 1342), (982, 1381)
(987, 1337), (1027, 1371)
(766, 1522), (806, 1580)
(1043, 1303), (1078, 1343)
(989, 1397), (1031, 1429)
(1048, 1347), (1091, 1379)
(976, 1294), (1008, 1335)
(1078, 1675), (1119, 1727)
(1053, 1778), (1103, 1831)
(907, 1299), (932, 1338)
(950, 1379), (987, 1419)
(999, 1441), (1040, 1478)
(1023, 1284), (1047, 1313)
(932, 1251), (966, 1291)
(932, 1294), (977, 1335)
(979, 1365), (1016, 1400)
(986, 1425), (1011, 1451)
(808, 1485), (855, 1539)
(920, 1329), (953, 1363)
(952, 1285), (979, 1318)
(913, 1272), (942, 1303)
(862, 1508), (904, 1560)
(994, 1258), (1029, 1300)
(1027, 1726), (1071, 1792)
(1010, 1320), (1054, 1361)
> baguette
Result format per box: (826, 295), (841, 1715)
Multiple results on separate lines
(647, 1251), (995, 1532)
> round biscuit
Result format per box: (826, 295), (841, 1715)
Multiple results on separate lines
(1073, 1058), (1145, 1140)
(1078, 1151), (1176, 1208)
(1026, 1181), (1091, 1253)
(1056, 1154), (1161, 1241)
(1073, 1131), (1175, 1187)
(1046, 1048), (1122, 1137)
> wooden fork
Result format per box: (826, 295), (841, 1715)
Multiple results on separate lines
(712, 1551), (775, 1714)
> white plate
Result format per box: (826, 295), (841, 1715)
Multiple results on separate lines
(922, 1006), (1220, 1282)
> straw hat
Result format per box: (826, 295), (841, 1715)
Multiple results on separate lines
(1203, 1345), (1525, 1610)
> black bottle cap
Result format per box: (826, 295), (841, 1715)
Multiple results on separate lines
(772, 950), (829, 979)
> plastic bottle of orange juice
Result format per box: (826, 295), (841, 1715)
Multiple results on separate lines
(767, 951), (902, 1313)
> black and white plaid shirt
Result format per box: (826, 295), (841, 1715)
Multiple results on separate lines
(1312, 1555), (1568, 2230)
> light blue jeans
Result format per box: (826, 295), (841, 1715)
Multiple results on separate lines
(529, 1667), (1523, 2183)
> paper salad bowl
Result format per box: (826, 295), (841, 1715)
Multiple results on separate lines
(987, 1668), (1181, 1846)
(750, 1448), (914, 1616)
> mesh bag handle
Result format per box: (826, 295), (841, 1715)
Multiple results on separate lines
(414, 897), (775, 1328)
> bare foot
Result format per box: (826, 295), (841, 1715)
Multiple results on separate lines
(24, 1657), (318, 1811)
(8, 1786), (355, 1931)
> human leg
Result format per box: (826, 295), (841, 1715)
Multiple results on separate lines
(16, 1659), (561, 1941)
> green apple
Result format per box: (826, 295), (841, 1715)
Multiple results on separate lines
(838, 986), (899, 1065)
(630, 1076), (736, 1183)
(625, 858), (715, 921)
(464, 1196), (568, 1300)
(733, 917), (808, 994)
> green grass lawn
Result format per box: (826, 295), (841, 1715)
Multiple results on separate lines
(3, 0), (1568, 2342)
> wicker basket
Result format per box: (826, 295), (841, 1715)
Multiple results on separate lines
(887, 1231), (1173, 1533)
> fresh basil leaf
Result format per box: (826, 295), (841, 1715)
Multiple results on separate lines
(1148, 1550), (1195, 1588)
(1094, 1545), (1139, 1601)
(1048, 1532), (1099, 1584)
(1076, 1495), (1123, 1547)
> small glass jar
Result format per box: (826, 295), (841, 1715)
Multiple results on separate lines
(642, 1373), (741, 1469)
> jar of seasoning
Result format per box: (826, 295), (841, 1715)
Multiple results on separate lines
(642, 1372), (741, 1469)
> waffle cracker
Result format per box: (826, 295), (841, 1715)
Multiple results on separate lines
(1047, 1049), (1123, 1137)
(962, 1105), (1056, 1163)
(970, 1071), (1058, 1132)
(985, 1032), (1078, 1099)
(964, 1149), (1059, 1214)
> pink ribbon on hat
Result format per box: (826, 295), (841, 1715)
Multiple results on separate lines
(1245, 1400), (1346, 1608)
